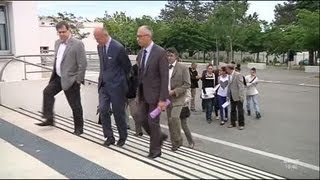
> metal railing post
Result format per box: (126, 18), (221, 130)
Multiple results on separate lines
(23, 57), (27, 80)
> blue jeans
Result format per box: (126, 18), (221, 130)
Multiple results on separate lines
(204, 98), (214, 120)
(217, 95), (228, 121)
(246, 94), (260, 113)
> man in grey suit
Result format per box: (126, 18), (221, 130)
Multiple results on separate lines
(166, 47), (191, 151)
(94, 27), (132, 147)
(136, 25), (169, 159)
(36, 21), (87, 136)
(226, 64), (245, 130)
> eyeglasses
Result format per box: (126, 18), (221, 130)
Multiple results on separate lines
(136, 34), (149, 38)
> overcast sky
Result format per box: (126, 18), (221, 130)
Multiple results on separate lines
(37, 1), (286, 23)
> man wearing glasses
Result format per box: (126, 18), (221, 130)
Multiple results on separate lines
(136, 25), (169, 159)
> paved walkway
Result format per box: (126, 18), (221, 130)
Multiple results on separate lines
(0, 105), (284, 179)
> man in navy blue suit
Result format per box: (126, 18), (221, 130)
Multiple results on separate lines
(94, 27), (132, 147)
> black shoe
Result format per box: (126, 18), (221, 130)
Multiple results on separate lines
(116, 139), (126, 147)
(134, 132), (143, 137)
(73, 129), (83, 136)
(103, 137), (115, 146)
(256, 112), (261, 119)
(147, 152), (161, 159)
(207, 119), (212, 124)
(220, 121), (225, 126)
(247, 110), (251, 116)
(35, 120), (54, 126)
(160, 134), (168, 146)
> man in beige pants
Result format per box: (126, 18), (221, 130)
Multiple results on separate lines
(166, 47), (191, 151)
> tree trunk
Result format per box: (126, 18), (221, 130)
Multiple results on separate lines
(283, 53), (286, 64)
(309, 49), (314, 65)
(256, 52), (260, 63)
(203, 51), (206, 63)
(226, 51), (230, 63)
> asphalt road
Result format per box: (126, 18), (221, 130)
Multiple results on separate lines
(154, 64), (320, 179)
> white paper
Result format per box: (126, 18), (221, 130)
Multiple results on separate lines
(222, 101), (230, 108)
(201, 87), (215, 99)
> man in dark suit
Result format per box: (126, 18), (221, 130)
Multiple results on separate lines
(36, 21), (87, 136)
(94, 27), (132, 147)
(136, 25), (169, 159)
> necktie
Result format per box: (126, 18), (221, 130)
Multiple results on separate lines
(141, 49), (147, 73)
(169, 64), (174, 69)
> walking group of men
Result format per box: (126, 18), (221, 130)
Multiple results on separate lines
(36, 21), (194, 159)
(188, 61), (262, 130)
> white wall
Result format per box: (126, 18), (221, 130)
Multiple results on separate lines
(39, 22), (103, 52)
(7, 1), (40, 56)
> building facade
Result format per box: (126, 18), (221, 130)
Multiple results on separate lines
(0, 1), (40, 56)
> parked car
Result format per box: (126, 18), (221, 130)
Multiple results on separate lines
(299, 59), (320, 65)
(298, 59), (309, 65)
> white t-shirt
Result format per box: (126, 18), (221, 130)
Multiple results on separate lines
(245, 75), (259, 95)
(217, 75), (229, 97)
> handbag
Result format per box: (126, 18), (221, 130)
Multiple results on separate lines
(180, 106), (190, 119)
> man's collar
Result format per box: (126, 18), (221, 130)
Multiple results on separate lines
(62, 35), (72, 44)
(170, 60), (177, 67)
(144, 41), (154, 53)
(105, 37), (112, 46)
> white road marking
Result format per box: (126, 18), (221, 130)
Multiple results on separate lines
(299, 83), (320, 87)
(160, 124), (320, 172)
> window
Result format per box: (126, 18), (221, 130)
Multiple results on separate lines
(0, 5), (9, 54)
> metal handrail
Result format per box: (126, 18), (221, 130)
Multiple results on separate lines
(0, 56), (98, 84)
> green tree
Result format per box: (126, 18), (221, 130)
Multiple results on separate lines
(95, 11), (138, 52)
(42, 12), (90, 40)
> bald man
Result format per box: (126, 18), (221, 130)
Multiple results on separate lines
(94, 27), (132, 147)
(136, 25), (169, 159)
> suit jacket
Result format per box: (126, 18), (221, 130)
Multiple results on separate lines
(50, 37), (87, 91)
(137, 43), (169, 104)
(228, 71), (245, 102)
(126, 64), (139, 99)
(97, 39), (132, 94)
(170, 62), (191, 106)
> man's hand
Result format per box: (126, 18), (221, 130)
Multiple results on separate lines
(169, 90), (175, 96)
(158, 101), (167, 111)
(239, 96), (244, 102)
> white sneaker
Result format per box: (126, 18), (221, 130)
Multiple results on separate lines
(216, 116), (220, 120)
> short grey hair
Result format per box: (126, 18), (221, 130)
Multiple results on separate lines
(140, 25), (153, 37)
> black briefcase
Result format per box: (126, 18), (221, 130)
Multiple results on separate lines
(180, 106), (190, 119)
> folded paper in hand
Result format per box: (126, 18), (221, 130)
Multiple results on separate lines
(222, 100), (230, 108)
(201, 84), (220, 99)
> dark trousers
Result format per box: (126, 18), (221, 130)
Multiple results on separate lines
(230, 97), (245, 126)
(137, 98), (166, 155)
(217, 95), (228, 121)
(99, 86), (127, 140)
(42, 74), (83, 131)
(203, 98), (214, 120)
